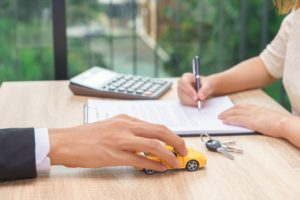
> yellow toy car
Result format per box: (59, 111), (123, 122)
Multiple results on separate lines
(135, 145), (206, 174)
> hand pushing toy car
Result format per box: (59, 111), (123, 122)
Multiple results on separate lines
(135, 145), (207, 174)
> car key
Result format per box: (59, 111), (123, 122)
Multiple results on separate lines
(221, 140), (236, 145)
(205, 139), (234, 160)
(221, 144), (243, 153)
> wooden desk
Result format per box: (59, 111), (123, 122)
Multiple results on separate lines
(0, 79), (299, 200)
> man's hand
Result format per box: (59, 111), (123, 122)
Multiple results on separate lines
(218, 104), (289, 138)
(48, 114), (188, 172)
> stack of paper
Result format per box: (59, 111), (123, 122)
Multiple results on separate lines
(85, 96), (254, 136)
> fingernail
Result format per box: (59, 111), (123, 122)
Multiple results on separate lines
(193, 96), (198, 101)
(173, 159), (180, 168)
(160, 164), (167, 171)
(218, 114), (223, 119)
(183, 148), (188, 156)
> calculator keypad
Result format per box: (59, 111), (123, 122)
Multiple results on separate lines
(102, 75), (168, 97)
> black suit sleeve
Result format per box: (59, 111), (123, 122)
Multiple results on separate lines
(0, 128), (37, 181)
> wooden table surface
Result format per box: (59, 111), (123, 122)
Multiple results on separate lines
(0, 79), (299, 200)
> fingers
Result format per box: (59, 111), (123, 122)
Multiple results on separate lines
(110, 114), (188, 157)
(218, 105), (254, 129)
(122, 153), (168, 172)
(178, 87), (198, 107)
(180, 73), (196, 87)
(219, 108), (247, 119)
(178, 73), (198, 106)
(121, 137), (180, 168)
(132, 123), (188, 156)
(178, 73), (214, 107)
(113, 114), (143, 123)
(197, 76), (212, 102)
(221, 116), (252, 129)
(218, 105), (252, 119)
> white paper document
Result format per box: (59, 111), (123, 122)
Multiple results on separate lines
(85, 96), (254, 136)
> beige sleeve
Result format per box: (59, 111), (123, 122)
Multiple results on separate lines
(260, 13), (293, 79)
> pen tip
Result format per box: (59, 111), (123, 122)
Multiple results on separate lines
(197, 101), (202, 109)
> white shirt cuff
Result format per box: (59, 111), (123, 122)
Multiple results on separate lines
(34, 128), (51, 172)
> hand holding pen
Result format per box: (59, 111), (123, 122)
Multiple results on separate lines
(177, 57), (215, 107)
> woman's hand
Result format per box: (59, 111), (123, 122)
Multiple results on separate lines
(177, 73), (215, 107)
(218, 104), (289, 138)
(219, 104), (300, 148)
(48, 114), (188, 172)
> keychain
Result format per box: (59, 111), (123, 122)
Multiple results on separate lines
(200, 133), (243, 160)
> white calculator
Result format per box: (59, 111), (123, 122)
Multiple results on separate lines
(69, 66), (172, 100)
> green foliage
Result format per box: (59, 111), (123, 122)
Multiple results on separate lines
(158, 0), (289, 108)
(264, 80), (291, 111)
(0, 0), (290, 109)
(19, 47), (54, 80)
(67, 0), (103, 25)
(67, 37), (107, 78)
(160, 0), (284, 76)
(0, 17), (18, 81)
(0, 0), (105, 83)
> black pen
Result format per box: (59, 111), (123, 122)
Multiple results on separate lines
(192, 56), (202, 109)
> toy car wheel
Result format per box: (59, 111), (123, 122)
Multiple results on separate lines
(144, 169), (156, 175)
(186, 160), (199, 171)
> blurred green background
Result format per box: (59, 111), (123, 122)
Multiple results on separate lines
(0, 0), (290, 110)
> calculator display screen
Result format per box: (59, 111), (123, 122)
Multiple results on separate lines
(73, 68), (117, 88)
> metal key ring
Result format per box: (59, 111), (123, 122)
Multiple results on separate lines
(200, 133), (212, 143)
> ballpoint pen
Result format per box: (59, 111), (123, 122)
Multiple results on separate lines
(192, 56), (202, 109)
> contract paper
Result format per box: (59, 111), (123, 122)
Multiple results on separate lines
(85, 96), (254, 136)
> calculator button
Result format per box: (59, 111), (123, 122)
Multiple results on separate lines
(132, 82), (143, 89)
(123, 82), (131, 87)
(150, 84), (161, 91)
(124, 75), (133, 80)
(118, 80), (126, 84)
(123, 84), (131, 88)
(117, 87), (126, 92)
(144, 91), (153, 96)
(132, 85), (139, 89)
(124, 80), (135, 87)
(141, 78), (150, 82)
(136, 89), (144, 94)
(109, 86), (117, 90)
(155, 83), (162, 88)
(113, 81), (121, 86)
(126, 88), (135, 93)
(132, 77), (141, 81)
(141, 82), (153, 90)
(110, 83), (118, 87)
(148, 86), (157, 92)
